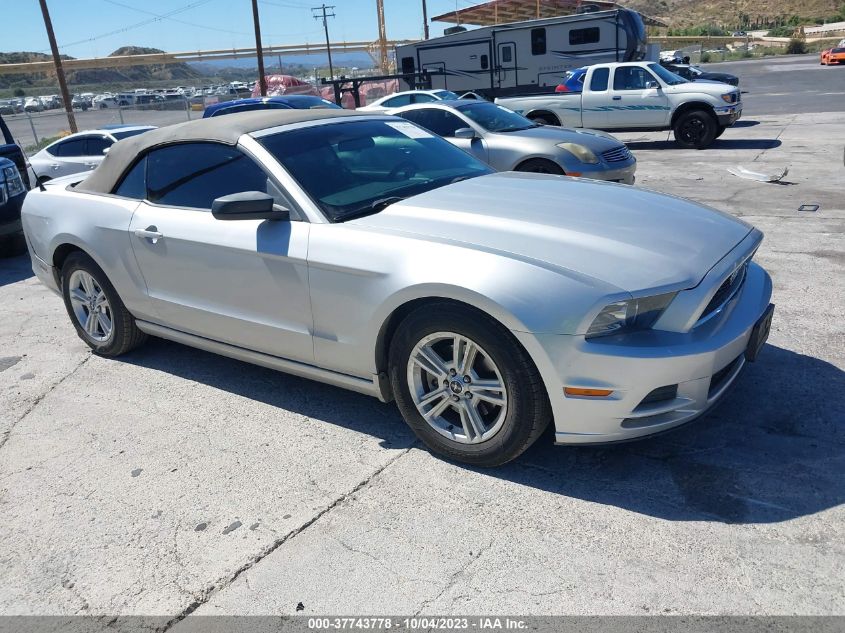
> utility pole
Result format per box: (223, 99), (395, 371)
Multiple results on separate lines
(422, 0), (430, 40)
(38, 0), (76, 133)
(312, 4), (336, 81)
(251, 0), (267, 96)
(376, 0), (389, 74)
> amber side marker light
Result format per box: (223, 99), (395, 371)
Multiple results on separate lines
(564, 387), (614, 397)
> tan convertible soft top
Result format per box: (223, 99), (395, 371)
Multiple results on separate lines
(76, 108), (365, 194)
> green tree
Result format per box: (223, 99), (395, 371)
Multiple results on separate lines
(13, 88), (25, 97)
(786, 38), (807, 54)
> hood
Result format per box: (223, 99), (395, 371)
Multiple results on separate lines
(349, 172), (752, 294)
(667, 81), (737, 96)
(492, 125), (625, 152)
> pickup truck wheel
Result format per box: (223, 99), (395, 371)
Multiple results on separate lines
(673, 110), (718, 149)
(389, 303), (551, 467)
(60, 252), (147, 357)
(714, 125), (727, 139)
(529, 114), (558, 126)
(515, 158), (565, 175)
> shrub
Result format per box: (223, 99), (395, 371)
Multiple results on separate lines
(701, 52), (711, 63)
(786, 38), (808, 54)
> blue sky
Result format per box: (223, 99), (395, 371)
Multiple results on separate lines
(4, 0), (479, 57)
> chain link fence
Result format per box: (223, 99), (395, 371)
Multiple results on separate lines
(5, 101), (200, 154)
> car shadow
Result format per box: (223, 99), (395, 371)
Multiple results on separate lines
(121, 340), (843, 525)
(625, 139), (782, 151)
(732, 120), (761, 128)
(0, 252), (34, 286)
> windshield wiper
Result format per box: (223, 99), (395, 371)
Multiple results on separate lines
(500, 124), (538, 132)
(340, 196), (404, 221)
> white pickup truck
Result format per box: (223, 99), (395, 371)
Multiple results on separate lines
(496, 61), (742, 149)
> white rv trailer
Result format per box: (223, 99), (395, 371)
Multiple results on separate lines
(396, 9), (647, 97)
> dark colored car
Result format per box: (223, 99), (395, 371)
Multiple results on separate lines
(661, 62), (740, 87)
(203, 95), (341, 118)
(0, 113), (32, 252)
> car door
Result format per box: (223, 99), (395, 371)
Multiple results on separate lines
(580, 67), (611, 128)
(126, 142), (314, 363)
(607, 65), (672, 127)
(46, 137), (99, 177)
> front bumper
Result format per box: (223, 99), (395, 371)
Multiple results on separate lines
(576, 160), (637, 186)
(716, 104), (742, 127)
(0, 192), (25, 237)
(515, 260), (772, 444)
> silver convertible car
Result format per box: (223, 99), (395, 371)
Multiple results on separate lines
(22, 110), (774, 466)
(390, 100), (636, 184)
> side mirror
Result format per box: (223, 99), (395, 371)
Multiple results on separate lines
(211, 191), (289, 221)
(453, 127), (477, 139)
(645, 81), (660, 89)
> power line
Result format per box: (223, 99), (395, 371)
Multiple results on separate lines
(311, 4), (335, 80)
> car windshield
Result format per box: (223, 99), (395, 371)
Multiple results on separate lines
(258, 119), (492, 222)
(833, 48), (845, 53)
(456, 102), (537, 132)
(648, 63), (688, 85)
(434, 90), (460, 100)
(111, 128), (153, 140)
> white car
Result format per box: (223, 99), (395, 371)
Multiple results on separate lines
(29, 126), (155, 180)
(357, 89), (462, 113)
(92, 95), (119, 109)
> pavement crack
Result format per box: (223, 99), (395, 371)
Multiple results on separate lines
(413, 539), (493, 616)
(161, 446), (415, 631)
(0, 353), (91, 451)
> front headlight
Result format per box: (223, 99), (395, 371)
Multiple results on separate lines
(721, 92), (736, 103)
(2, 166), (24, 197)
(556, 142), (599, 164)
(586, 293), (677, 339)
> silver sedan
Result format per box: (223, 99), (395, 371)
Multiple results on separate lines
(390, 100), (636, 184)
(22, 110), (773, 467)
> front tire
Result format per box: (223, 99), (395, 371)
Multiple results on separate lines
(388, 303), (550, 467)
(515, 158), (565, 175)
(673, 109), (718, 149)
(60, 252), (147, 357)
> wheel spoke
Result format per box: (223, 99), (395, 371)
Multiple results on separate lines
(459, 401), (486, 440)
(97, 310), (112, 336)
(80, 273), (96, 297)
(423, 393), (452, 421)
(69, 289), (87, 305)
(413, 346), (449, 378)
(94, 291), (108, 308)
(454, 336), (478, 376)
(418, 386), (447, 407)
(467, 378), (506, 406)
(85, 311), (99, 335)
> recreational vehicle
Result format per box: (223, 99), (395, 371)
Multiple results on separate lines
(396, 9), (647, 97)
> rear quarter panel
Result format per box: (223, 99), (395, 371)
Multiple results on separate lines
(495, 94), (583, 127)
(22, 184), (155, 320)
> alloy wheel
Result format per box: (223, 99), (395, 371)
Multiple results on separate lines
(68, 270), (113, 343)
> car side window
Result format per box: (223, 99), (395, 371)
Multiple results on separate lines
(589, 68), (610, 91)
(145, 142), (272, 210)
(51, 138), (87, 157)
(411, 93), (437, 104)
(613, 66), (656, 91)
(86, 137), (112, 156)
(398, 109), (464, 138)
(113, 155), (147, 199)
(383, 94), (411, 108)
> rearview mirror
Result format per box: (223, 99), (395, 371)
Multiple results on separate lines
(454, 127), (477, 139)
(211, 191), (289, 221)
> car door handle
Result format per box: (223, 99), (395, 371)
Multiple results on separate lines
(84, 162), (97, 167)
(134, 227), (164, 243)
(50, 163), (60, 169)
(612, 96), (622, 100)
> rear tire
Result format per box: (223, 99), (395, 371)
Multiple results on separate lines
(673, 109), (718, 149)
(515, 158), (565, 175)
(60, 252), (147, 357)
(388, 303), (551, 467)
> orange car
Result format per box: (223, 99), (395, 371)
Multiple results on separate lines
(821, 47), (845, 65)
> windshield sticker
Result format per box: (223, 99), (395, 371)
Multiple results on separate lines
(385, 121), (434, 139)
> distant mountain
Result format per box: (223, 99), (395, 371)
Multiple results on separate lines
(0, 46), (204, 89)
(191, 51), (375, 71)
(624, 0), (845, 28)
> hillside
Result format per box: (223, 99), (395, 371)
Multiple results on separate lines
(0, 46), (203, 90)
(625, 0), (845, 28)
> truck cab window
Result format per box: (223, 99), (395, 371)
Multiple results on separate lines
(589, 67), (610, 91)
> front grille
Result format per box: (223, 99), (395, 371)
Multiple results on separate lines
(708, 356), (742, 398)
(638, 384), (678, 406)
(699, 261), (748, 323)
(601, 145), (632, 163)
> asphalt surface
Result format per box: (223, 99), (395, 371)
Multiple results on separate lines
(706, 55), (845, 115)
(1, 60), (844, 621)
